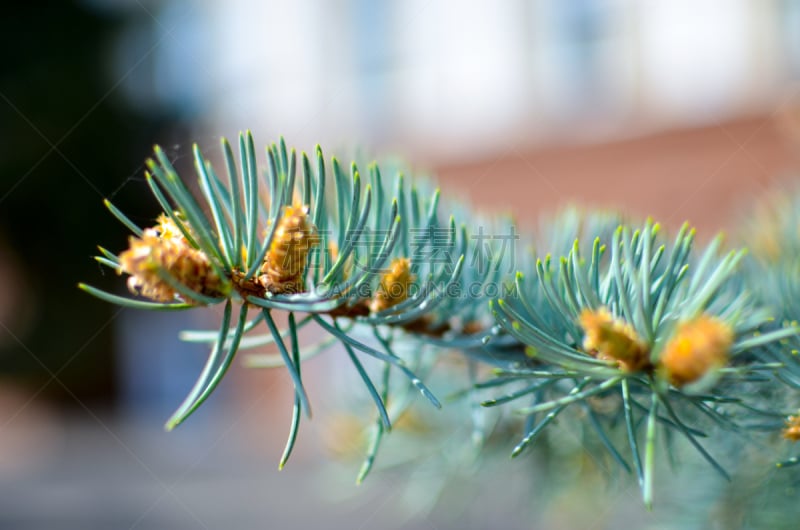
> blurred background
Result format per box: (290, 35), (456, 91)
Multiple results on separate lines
(2, 1), (800, 528)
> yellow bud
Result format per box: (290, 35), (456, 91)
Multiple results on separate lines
(659, 315), (733, 387)
(578, 308), (649, 372)
(259, 205), (318, 295)
(783, 414), (800, 442)
(117, 215), (223, 304)
(370, 257), (415, 313)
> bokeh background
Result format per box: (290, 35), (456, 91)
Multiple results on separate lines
(2, 1), (800, 528)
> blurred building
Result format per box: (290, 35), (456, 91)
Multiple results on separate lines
(151, 0), (800, 160)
